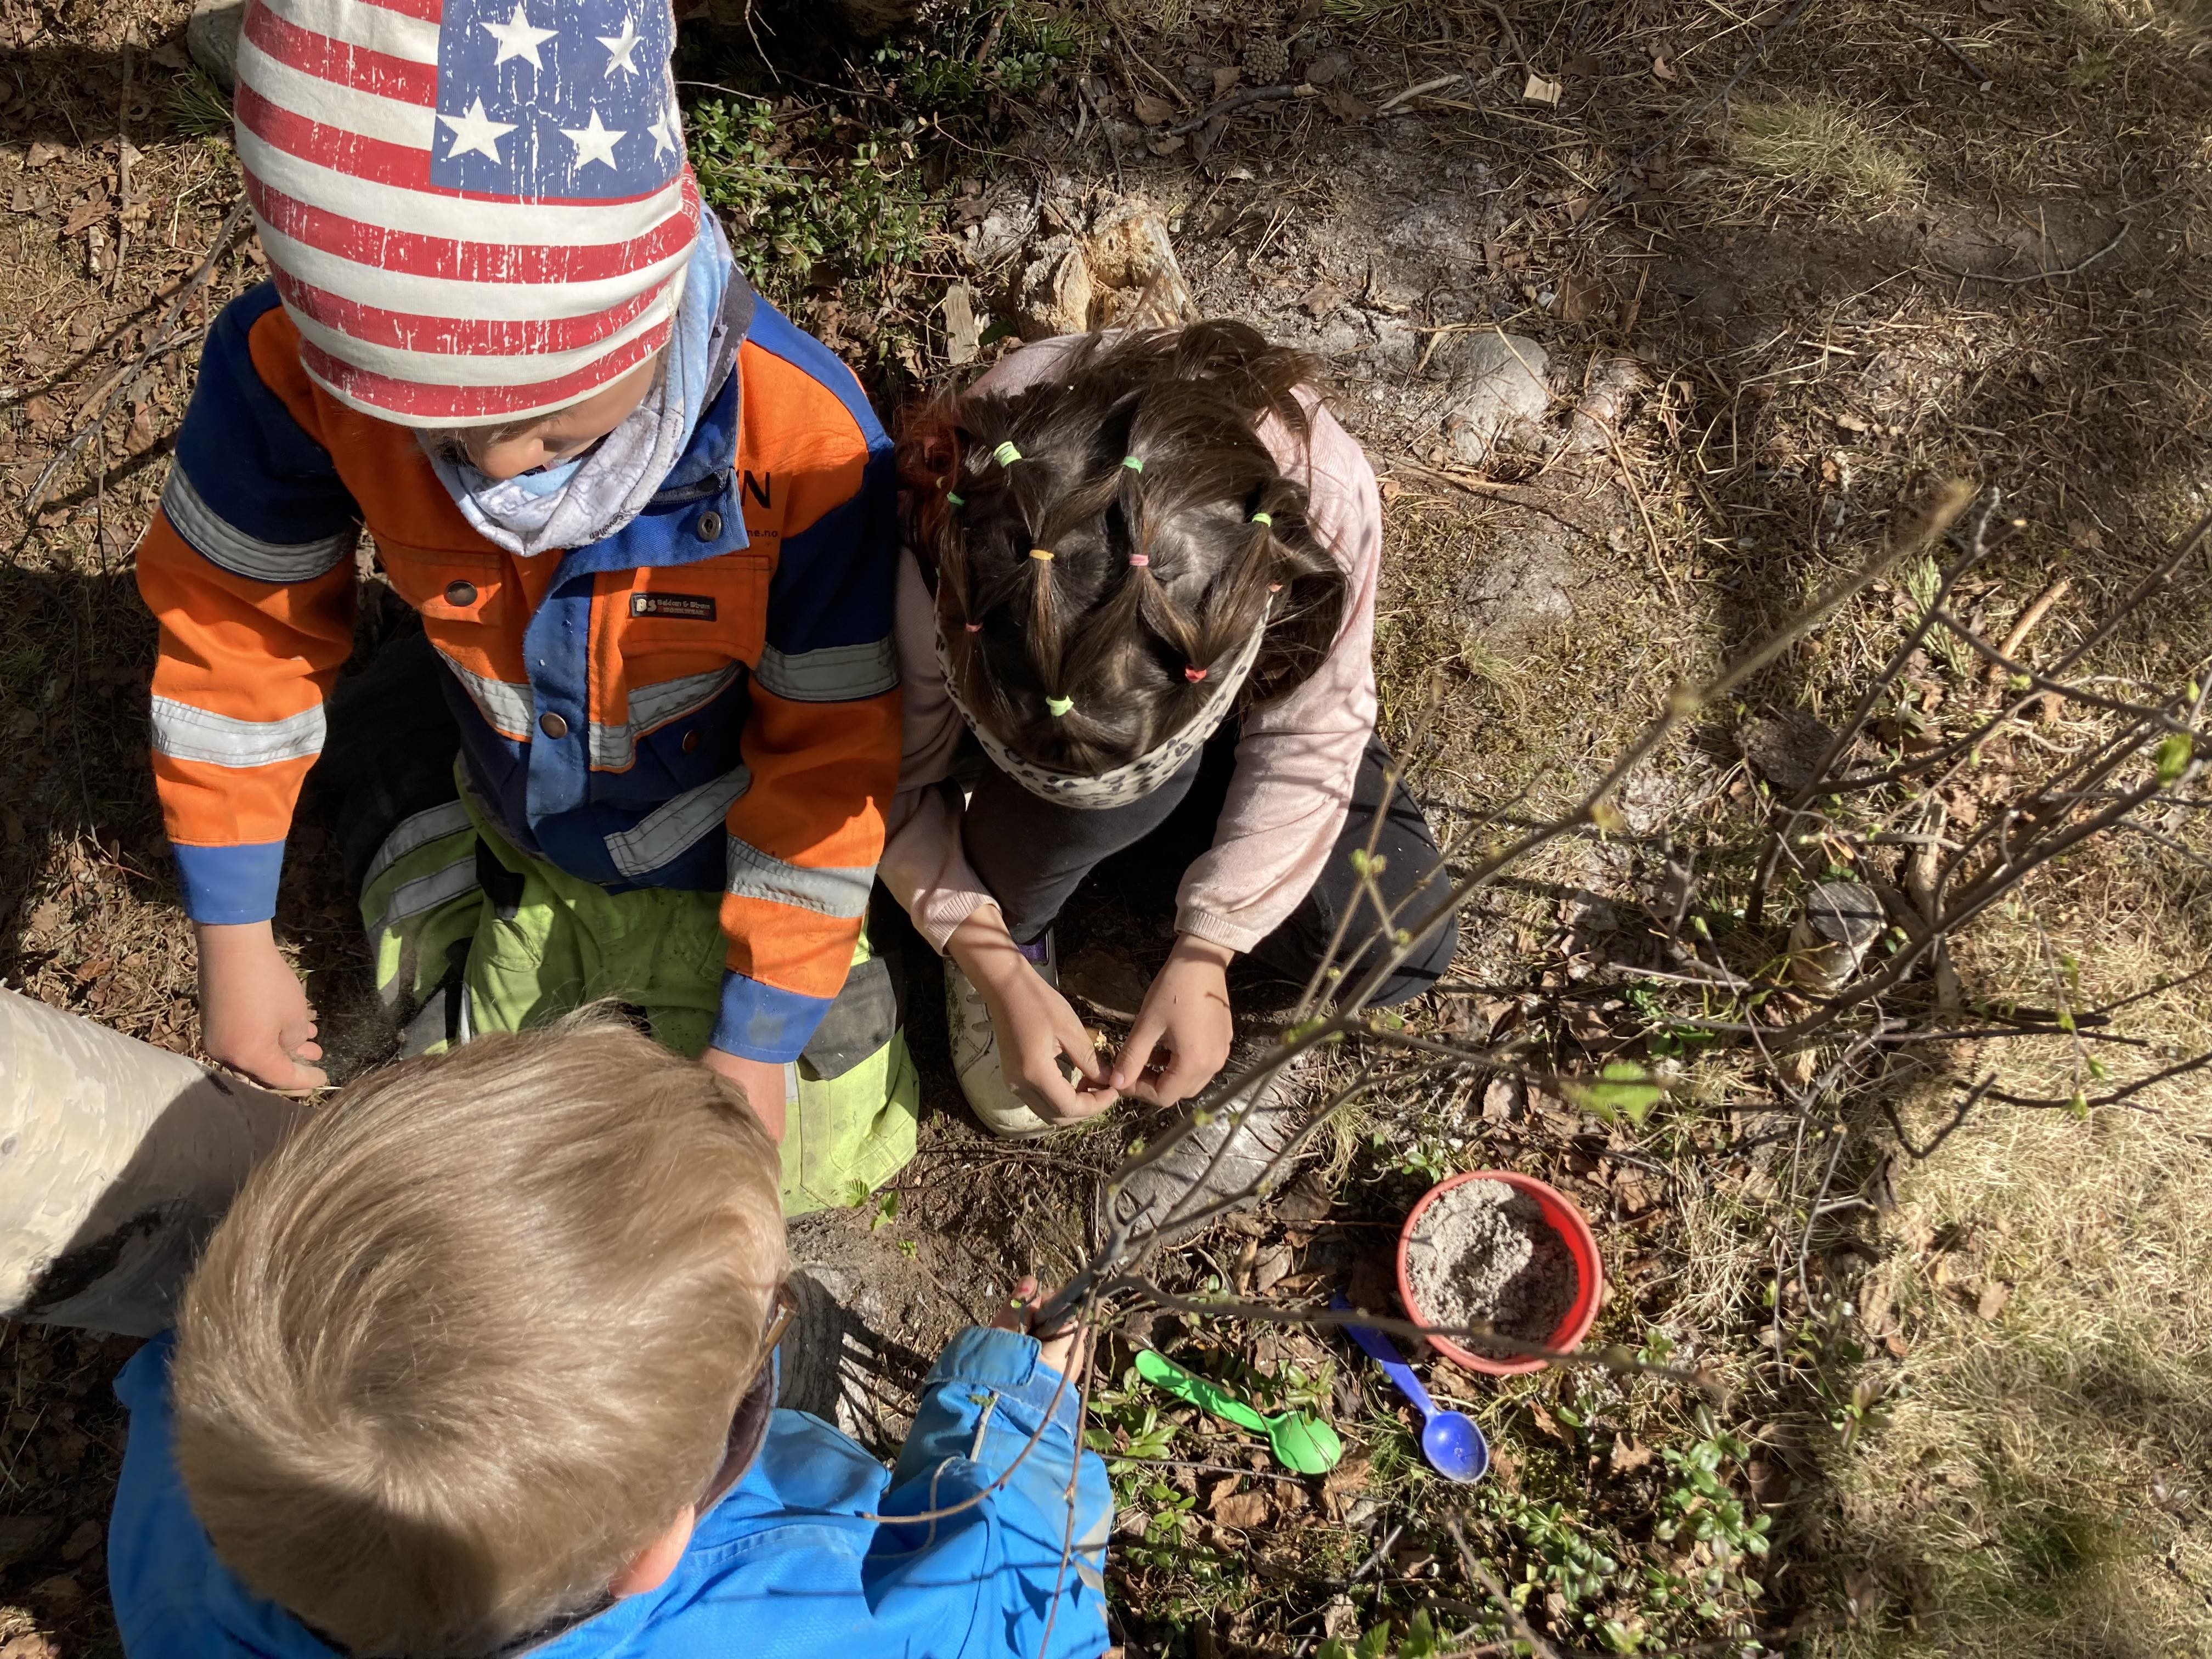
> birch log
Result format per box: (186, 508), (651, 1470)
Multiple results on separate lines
(1, 989), (299, 1336)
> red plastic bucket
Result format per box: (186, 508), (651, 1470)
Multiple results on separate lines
(1396, 1170), (1604, 1377)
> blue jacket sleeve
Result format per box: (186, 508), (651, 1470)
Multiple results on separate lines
(867, 1326), (1114, 1658)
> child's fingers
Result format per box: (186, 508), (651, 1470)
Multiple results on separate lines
(1110, 1009), (1169, 1093)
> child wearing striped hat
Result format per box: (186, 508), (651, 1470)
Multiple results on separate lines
(136, 0), (914, 1206)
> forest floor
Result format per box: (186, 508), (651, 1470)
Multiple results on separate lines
(5, 1), (2212, 1656)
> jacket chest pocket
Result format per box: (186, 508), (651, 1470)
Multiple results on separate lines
(598, 557), (772, 679)
(376, 547), (516, 635)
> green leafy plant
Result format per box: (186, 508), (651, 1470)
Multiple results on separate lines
(1316, 1610), (1448, 1659)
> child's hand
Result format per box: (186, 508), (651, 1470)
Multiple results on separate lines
(949, 915), (1116, 1126)
(993, 1274), (1090, 1381)
(194, 922), (328, 1092)
(701, 1047), (788, 1144)
(1112, 934), (1234, 1105)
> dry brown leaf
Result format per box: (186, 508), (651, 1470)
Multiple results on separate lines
(1298, 281), (1342, 318)
(1209, 1487), (1271, 1530)
(63, 196), (110, 236)
(1522, 72), (1562, 105)
(1610, 1435), (1654, 1472)
(26, 140), (66, 167)
(1651, 55), (1676, 81)
(1319, 87), (1373, 121)
(1131, 92), (1177, 127)
(1976, 1280), (2012, 1321)
(1212, 65), (1240, 96)
(2065, 517), (2105, 552)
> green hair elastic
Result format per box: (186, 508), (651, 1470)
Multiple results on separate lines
(992, 441), (1023, 466)
(1121, 455), (1145, 472)
(1250, 511), (1273, 527)
(946, 492), (965, 506)
(1045, 695), (1075, 718)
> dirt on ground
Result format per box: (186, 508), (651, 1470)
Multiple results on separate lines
(7, 0), (2212, 1656)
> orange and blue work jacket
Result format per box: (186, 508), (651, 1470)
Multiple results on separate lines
(136, 282), (901, 1063)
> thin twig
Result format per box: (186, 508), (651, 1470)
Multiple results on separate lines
(1909, 19), (1991, 87)
(25, 194), (251, 520)
(1167, 82), (1316, 135)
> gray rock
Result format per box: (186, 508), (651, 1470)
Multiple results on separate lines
(1431, 331), (1550, 465)
(186, 0), (244, 91)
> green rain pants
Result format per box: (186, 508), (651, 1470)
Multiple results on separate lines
(358, 782), (917, 1217)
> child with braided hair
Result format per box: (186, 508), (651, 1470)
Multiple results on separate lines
(884, 323), (1455, 1226)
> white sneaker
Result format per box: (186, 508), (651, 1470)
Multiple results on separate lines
(945, 933), (1059, 1140)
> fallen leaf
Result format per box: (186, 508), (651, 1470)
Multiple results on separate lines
(1275, 1167), (1335, 1223)
(64, 196), (110, 236)
(939, 280), (983, 367)
(1651, 54), (1677, 81)
(1835, 410), (1870, 433)
(1212, 65), (1240, 96)
(1144, 132), (1186, 156)
(1527, 1403), (1573, 1444)
(1522, 72), (1563, 105)
(2064, 517), (2105, 552)
(1553, 271), (1604, 321)
(1976, 1280), (2012, 1321)
(1610, 1435), (1653, 1472)
(1298, 281), (1342, 318)
(1746, 1457), (1790, 1505)
(60, 1519), (103, 1563)
(1844, 1568), (1883, 1624)
(1131, 92), (1177, 127)
(1209, 1486), (1270, 1530)
(1303, 50), (1349, 86)
(1319, 86), (1373, 121)
(1252, 1243), (1295, 1296)
(27, 139), (66, 167)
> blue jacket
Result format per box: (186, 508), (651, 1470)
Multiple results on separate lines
(109, 1329), (1112, 1658)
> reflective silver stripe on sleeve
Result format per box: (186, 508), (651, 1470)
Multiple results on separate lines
(724, 839), (874, 920)
(436, 655), (536, 738)
(160, 467), (357, 584)
(754, 638), (898, 703)
(588, 664), (742, 770)
(361, 799), (472, 890)
(149, 697), (326, 768)
(603, 764), (753, 879)
(371, 851), (480, 936)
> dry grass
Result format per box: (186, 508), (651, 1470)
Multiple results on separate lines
(1726, 97), (1921, 208)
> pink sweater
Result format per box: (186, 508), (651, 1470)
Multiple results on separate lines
(879, 336), (1384, 955)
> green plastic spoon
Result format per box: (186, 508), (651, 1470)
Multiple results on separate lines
(1133, 1349), (1345, 1475)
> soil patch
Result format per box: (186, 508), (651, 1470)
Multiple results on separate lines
(1404, 1179), (1578, 1347)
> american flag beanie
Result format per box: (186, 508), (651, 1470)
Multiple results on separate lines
(233, 0), (700, 426)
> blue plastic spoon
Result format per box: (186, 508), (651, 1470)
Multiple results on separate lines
(1331, 1293), (1489, 1483)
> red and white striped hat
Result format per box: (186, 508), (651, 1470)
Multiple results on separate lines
(234, 0), (699, 426)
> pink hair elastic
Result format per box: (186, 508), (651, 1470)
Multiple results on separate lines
(964, 622), (982, 633)
(1128, 554), (1150, 568)
(1184, 665), (1208, 683)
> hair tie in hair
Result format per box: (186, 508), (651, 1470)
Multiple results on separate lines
(947, 491), (965, 506)
(1184, 665), (1208, 684)
(964, 622), (982, 633)
(1268, 582), (1283, 593)
(1250, 511), (1273, 527)
(1046, 694), (1074, 718)
(1029, 548), (1054, 562)
(1122, 455), (1144, 472)
(1128, 553), (1149, 568)
(992, 441), (1023, 466)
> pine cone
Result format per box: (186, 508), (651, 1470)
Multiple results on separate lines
(1242, 35), (1290, 87)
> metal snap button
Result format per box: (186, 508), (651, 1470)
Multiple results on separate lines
(539, 712), (568, 740)
(696, 510), (723, 540)
(681, 729), (701, 754)
(443, 580), (477, 607)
